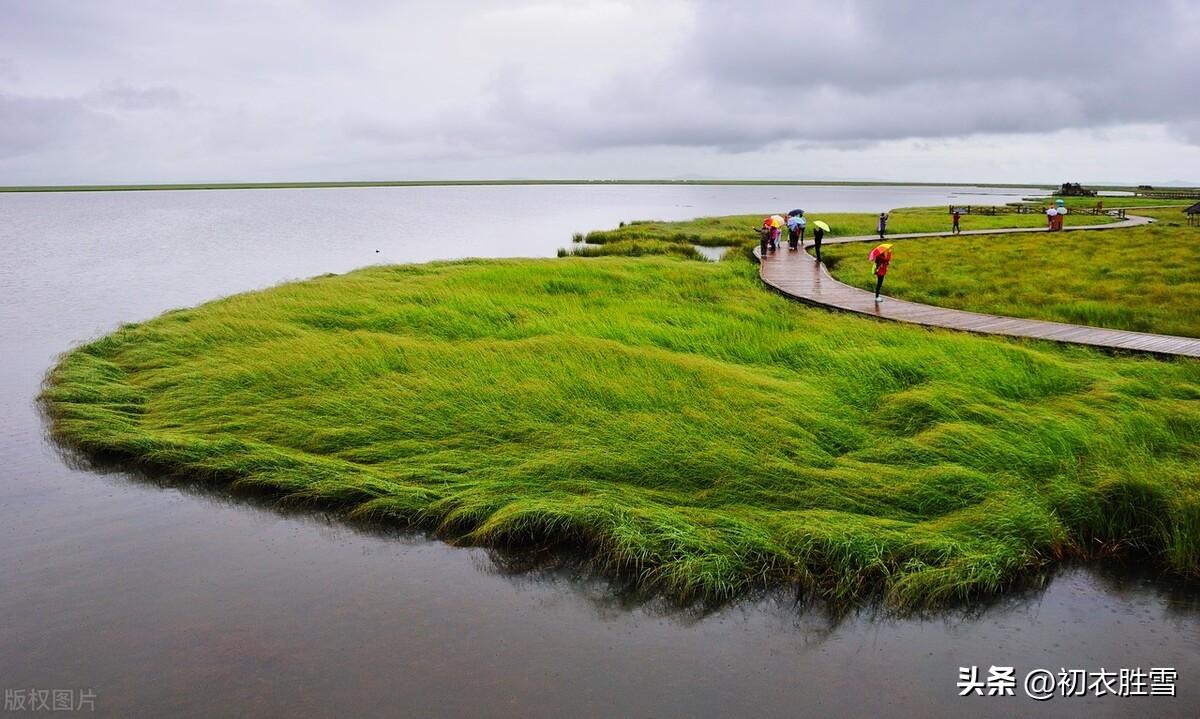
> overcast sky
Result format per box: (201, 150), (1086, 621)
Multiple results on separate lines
(2, 0), (1198, 185)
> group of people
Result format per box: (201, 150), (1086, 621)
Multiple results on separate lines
(757, 209), (891, 303)
(758, 210), (827, 262)
(755, 199), (1077, 304)
(1045, 199), (1069, 231)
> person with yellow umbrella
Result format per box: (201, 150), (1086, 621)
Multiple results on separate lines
(811, 220), (830, 263)
(768, 214), (785, 251)
(868, 243), (893, 303)
(757, 215), (783, 253)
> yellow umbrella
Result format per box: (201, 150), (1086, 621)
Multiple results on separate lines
(813, 220), (831, 232)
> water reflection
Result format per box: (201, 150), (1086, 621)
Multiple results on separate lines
(691, 245), (730, 261)
(56, 439), (1200, 628)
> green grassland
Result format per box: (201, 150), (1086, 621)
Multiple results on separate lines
(822, 207), (1200, 337)
(1032, 196), (1196, 209)
(43, 252), (1200, 608)
(567, 207), (1116, 258)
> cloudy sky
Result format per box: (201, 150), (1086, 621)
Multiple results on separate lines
(3, 0), (1199, 185)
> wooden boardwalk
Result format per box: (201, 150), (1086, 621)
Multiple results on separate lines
(756, 214), (1200, 358)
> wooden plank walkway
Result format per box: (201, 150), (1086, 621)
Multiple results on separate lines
(755, 214), (1200, 358)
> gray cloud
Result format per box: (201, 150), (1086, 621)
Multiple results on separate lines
(448, 0), (1200, 154)
(0, 0), (1197, 183)
(0, 93), (113, 159)
(0, 57), (17, 82)
(88, 84), (181, 110)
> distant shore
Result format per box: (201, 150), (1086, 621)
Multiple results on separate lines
(0, 178), (1072, 193)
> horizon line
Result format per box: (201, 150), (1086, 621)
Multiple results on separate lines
(0, 178), (1105, 193)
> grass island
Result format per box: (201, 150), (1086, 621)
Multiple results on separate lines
(42, 201), (1200, 609)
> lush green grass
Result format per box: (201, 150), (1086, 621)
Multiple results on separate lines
(1027, 196), (1197, 209)
(823, 208), (1200, 337)
(43, 253), (1200, 608)
(558, 240), (709, 261)
(580, 209), (1116, 250)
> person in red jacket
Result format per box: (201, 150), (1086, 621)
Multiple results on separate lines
(869, 243), (893, 303)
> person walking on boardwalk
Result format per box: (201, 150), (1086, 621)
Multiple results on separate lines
(768, 215), (785, 251)
(786, 212), (804, 250)
(787, 209), (807, 249)
(876, 212), (889, 239)
(868, 243), (893, 303)
(1046, 205), (1057, 230)
(757, 218), (772, 255)
(811, 220), (830, 264)
(951, 208), (961, 234)
(758, 216), (781, 253)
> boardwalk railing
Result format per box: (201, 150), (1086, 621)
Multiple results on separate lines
(951, 203), (1118, 216)
(1133, 190), (1200, 199)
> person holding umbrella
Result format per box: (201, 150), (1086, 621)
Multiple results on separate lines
(868, 243), (893, 303)
(785, 210), (802, 250)
(786, 209), (806, 250)
(758, 215), (782, 253)
(769, 214), (786, 251)
(796, 211), (807, 246)
(757, 217), (773, 254)
(811, 220), (830, 263)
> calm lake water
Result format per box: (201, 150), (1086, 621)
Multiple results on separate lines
(2, 184), (1197, 718)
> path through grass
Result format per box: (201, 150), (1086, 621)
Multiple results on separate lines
(822, 208), (1200, 337)
(569, 208), (1115, 258)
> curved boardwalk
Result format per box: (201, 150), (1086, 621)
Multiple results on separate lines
(756, 214), (1200, 358)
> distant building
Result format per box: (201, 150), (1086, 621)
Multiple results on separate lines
(1055, 182), (1096, 197)
(1185, 201), (1200, 227)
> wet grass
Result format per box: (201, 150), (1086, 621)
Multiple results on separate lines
(1032, 196), (1196, 209)
(42, 253), (1200, 609)
(558, 241), (708, 261)
(579, 208), (1116, 251)
(822, 208), (1200, 337)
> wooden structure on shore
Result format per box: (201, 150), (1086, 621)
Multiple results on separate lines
(1055, 182), (1095, 197)
(952, 202), (1115, 216)
(1135, 189), (1200, 200)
